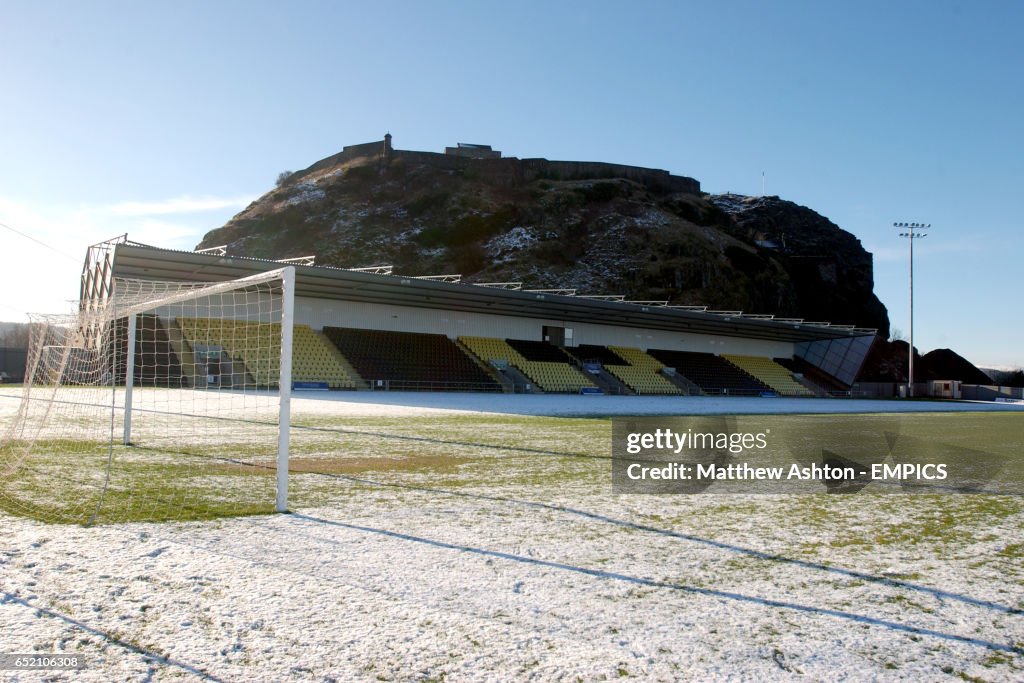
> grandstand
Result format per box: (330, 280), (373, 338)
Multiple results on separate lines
(80, 236), (877, 397)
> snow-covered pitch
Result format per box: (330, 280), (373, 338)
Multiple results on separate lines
(2, 390), (1023, 681)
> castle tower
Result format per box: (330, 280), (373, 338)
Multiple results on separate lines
(383, 132), (393, 161)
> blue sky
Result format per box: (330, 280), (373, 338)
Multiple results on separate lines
(1, 1), (1021, 368)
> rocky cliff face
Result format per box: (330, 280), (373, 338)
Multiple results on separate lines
(198, 146), (890, 335)
(707, 194), (890, 336)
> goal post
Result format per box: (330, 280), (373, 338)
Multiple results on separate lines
(277, 265), (294, 513)
(1, 266), (296, 525)
(123, 312), (136, 445)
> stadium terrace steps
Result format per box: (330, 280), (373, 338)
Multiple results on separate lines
(324, 327), (502, 391)
(721, 354), (815, 397)
(606, 346), (688, 395)
(647, 349), (771, 395)
(452, 338), (514, 392)
(459, 336), (597, 393)
(579, 365), (634, 395)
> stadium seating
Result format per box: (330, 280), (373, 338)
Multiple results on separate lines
(177, 319), (360, 389)
(177, 318), (281, 387)
(604, 346), (687, 395)
(167, 317), (826, 398)
(323, 327), (502, 391)
(112, 314), (185, 387)
(721, 355), (814, 396)
(647, 349), (771, 395)
(563, 344), (630, 367)
(459, 336), (597, 393)
(291, 326), (361, 389)
(506, 338), (576, 362)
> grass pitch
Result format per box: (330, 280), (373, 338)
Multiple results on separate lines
(3, 409), (1022, 524)
(2, 397), (1023, 680)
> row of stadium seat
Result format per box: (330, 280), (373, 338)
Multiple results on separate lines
(459, 336), (596, 393)
(647, 349), (770, 395)
(177, 317), (280, 386)
(291, 325), (361, 389)
(169, 318), (829, 397)
(563, 344), (631, 367)
(177, 318), (359, 389)
(323, 327), (502, 390)
(605, 346), (686, 395)
(722, 354), (814, 396)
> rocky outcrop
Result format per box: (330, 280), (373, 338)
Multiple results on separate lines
(198, 142), (890, 333)
(857, 341), (992, 384)
(707, 194), (890, 337)
(919, 348), (993, 384)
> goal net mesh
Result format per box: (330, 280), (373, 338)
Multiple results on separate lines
(1, 270), (290, 524)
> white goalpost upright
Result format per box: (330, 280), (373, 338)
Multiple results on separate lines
(276, 265), (294, 513)
(1, 265), (297, 525)
(123, 312), (136, 445)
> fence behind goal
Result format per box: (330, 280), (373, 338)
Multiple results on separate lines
(0, 267), (294, 524)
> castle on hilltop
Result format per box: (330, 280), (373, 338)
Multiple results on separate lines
(297, 134), (701, 194)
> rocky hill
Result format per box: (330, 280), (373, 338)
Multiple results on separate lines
(198, 137), (890, 335)
(857, 341), (993, 384)
(919, 348), (993, 384)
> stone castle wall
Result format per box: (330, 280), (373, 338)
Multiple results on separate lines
(299, 138), (701, 194)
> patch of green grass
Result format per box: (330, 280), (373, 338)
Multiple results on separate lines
(6, 411), (1024, 541)
(1, 438), (276, 524)
(999, 543), (1024, 558)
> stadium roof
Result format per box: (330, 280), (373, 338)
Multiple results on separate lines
(107, 242), (876, 344)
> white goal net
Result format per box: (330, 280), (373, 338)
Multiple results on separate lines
(0, 267), (294, 524)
